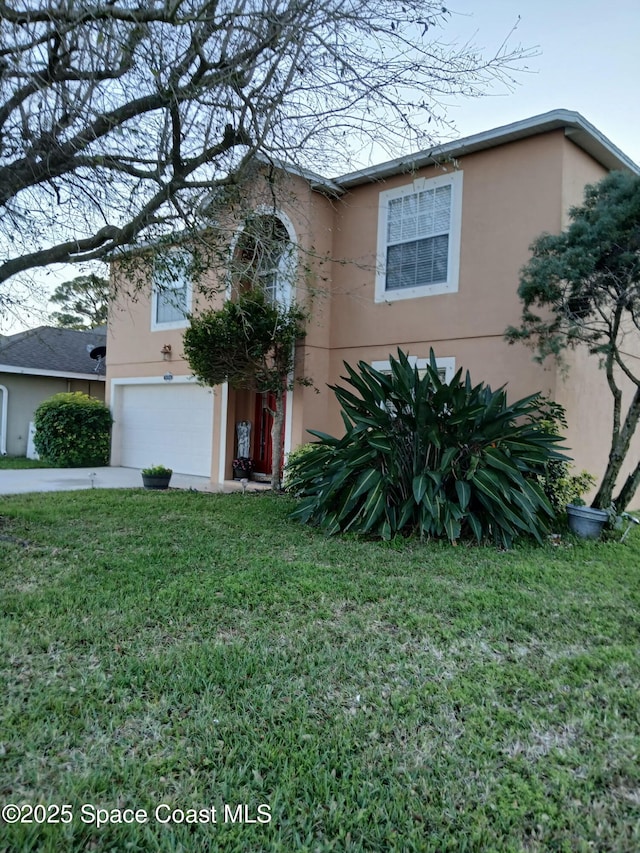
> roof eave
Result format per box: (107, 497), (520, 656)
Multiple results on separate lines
(252, 151), (343, 196)
(0, 364), (106, 380)
(333, 109), (640, 188)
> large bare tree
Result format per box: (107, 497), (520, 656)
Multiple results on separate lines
(0, 0), (529, 303)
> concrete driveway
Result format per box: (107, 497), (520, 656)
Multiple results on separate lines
(0, 466), (216, 495)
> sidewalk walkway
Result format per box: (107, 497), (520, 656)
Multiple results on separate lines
(0, 466), (271, 496)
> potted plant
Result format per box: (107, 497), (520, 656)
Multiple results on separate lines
(232, 457), (253, 480)
(537, 455), (606, 540)
(141, 465), (173, 490)
(566, 498), (609, 540)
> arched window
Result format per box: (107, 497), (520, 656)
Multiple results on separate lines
(233, 214), (294, 306)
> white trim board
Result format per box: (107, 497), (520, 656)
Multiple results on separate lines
(0, 364), (105, 381)
(217, 381), (229, 484)
(110, 374), (202, 388)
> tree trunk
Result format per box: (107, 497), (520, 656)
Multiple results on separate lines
(592, 386), (640, 509)
(593, 434), (627, 509)
(271, 386), (285, 492)
(614, 458), (640, 513)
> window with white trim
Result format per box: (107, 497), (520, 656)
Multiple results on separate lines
(372, 356), (456, 415)
(372, 356), (455, 383)
(151, 252), (192, 331)
(233, 215), (294, 307)
(376, 172), (463, 302)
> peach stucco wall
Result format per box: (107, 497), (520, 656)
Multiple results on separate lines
(553, 138), (614, 502)
(107, 173), (336, 390)
(315, 131), (567, 437)
(108, 129), (639, 506)
(552, 137), (640, 506)
(107, 173), (338, 480)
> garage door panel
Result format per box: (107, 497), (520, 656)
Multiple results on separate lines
(116, 382), (213, 476)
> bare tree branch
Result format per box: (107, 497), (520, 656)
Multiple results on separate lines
(1, 0), (533, 296)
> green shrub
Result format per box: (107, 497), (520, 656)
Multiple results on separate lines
(540, 462), (596, 513)
(289, 350), (568, 547)
(141, 465), (173, 476)
(34, 392), (112, 467)
(532, 398), (596, 513)
(284, 443), (318, 494)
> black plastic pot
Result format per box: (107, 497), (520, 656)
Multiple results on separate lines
(142, 473), (172, 490)
(233, 468), (252, 480)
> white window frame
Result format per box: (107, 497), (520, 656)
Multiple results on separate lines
(372, 356), (456, 384)
(226, 208), (297, 309)
(375, 171), (463, 303)
(151, 251), (192, 331)
(256, 229), (295, 308)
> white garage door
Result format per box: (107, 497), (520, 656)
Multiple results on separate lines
(116, 382), (214, 476)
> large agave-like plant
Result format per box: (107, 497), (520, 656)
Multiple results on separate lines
(289, 350), (567, 547)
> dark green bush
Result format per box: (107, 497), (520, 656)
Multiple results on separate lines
(289, 350), (568, 547)
(34, 392), (112, 467)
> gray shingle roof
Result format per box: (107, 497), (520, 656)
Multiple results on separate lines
(0, 326), (107, 376)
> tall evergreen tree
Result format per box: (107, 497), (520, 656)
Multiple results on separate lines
(49, 274), (109, 329)
(506, 171), (640, 511)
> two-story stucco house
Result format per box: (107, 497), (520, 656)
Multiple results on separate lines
(107, 109), (640, 503)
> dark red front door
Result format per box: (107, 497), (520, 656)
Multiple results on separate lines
(253, 391), (285, 475)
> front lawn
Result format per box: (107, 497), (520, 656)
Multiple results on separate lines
(0, 456), (50, 469)
(1, 490), (638, 851)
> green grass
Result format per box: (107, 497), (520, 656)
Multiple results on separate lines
(1, 490), (639, 852)
(0, 456), (50, 469)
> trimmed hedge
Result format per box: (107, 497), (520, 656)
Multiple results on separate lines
(34, 392), (112, 467)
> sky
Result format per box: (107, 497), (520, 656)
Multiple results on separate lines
(441, 0), (640, 166)
(4, 0), (640, 333)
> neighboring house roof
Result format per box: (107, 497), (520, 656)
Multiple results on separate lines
(333, 109), (640, 188)
(0, 326), (107, 381)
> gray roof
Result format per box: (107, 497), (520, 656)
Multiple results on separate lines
(334, 109), (640, 189)
(242, 111), (640, 198)
(0, 326), (107, 377)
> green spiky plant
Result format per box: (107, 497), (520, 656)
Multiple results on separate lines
(289, 350), (567, 547)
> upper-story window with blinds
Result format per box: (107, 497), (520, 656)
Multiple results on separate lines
(375, 171), (463, 303)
